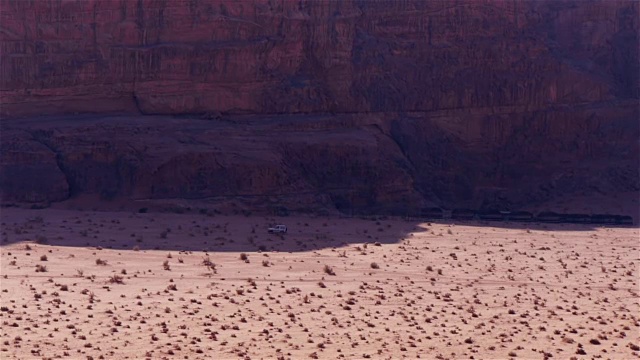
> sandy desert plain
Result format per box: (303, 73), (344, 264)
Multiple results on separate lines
(0, 207), (638, 360)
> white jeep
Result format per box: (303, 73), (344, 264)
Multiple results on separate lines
(268, 224), (287, 234)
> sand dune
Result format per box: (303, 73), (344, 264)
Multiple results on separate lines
(1, 208), (638, 359)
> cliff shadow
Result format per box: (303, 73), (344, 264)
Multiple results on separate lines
(413, 218), (638, 232)
(3, 206), (636, 254)
(412, 208), (638, 231)
(0, 208), (427, 253)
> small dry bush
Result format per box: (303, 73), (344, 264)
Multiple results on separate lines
(202, 257), (217, 274)
(323, 265), (336, 276)
(108, 275), (124, 284)
(202, 257), (215, 268)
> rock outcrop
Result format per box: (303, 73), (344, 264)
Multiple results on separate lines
(2, 106), (637, 215)
(0, 0), (638, 214)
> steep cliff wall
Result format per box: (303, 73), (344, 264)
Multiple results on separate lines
(1, 0), (637, 117)
(0, 0), (638, 214)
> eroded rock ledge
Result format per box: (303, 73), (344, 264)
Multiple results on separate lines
(2, 104), (637, 215)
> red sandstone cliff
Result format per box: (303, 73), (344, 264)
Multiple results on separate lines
(0, 0), (638, 214)
(1, 0), (637, 117)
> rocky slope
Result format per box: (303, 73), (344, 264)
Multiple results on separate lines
(1, 0), (638, 215)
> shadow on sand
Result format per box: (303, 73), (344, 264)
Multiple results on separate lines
(1, 208), (429, 252)
(2, 207), (636, 254)
(417, 218), (638, 232)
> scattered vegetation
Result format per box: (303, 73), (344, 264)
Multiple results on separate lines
(202, 257), (217, 274)
(323, 265), (336, 276)
(108, 275), (124, 284)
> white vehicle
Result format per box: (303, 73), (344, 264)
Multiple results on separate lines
(268, 224), (287, 234)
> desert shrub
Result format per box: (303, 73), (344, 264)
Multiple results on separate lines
(108, 275), (124, 284)
(323, 265), (336, 276)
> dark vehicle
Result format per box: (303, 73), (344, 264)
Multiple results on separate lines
(420, 207), (444, 219)
(536, 212), (562, 223)
(562, 214), (591, 224)
(616, 215), (634, 226)
(451, 208), (476, 220)
(508, 211), (534, 222)
(590, 214), (618, 225)
(477, 210), (503, 221)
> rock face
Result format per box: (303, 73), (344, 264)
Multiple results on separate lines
(1, 114), (423, 214)
(2, 0), (638, 117)
(0, 0), (638, 214)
